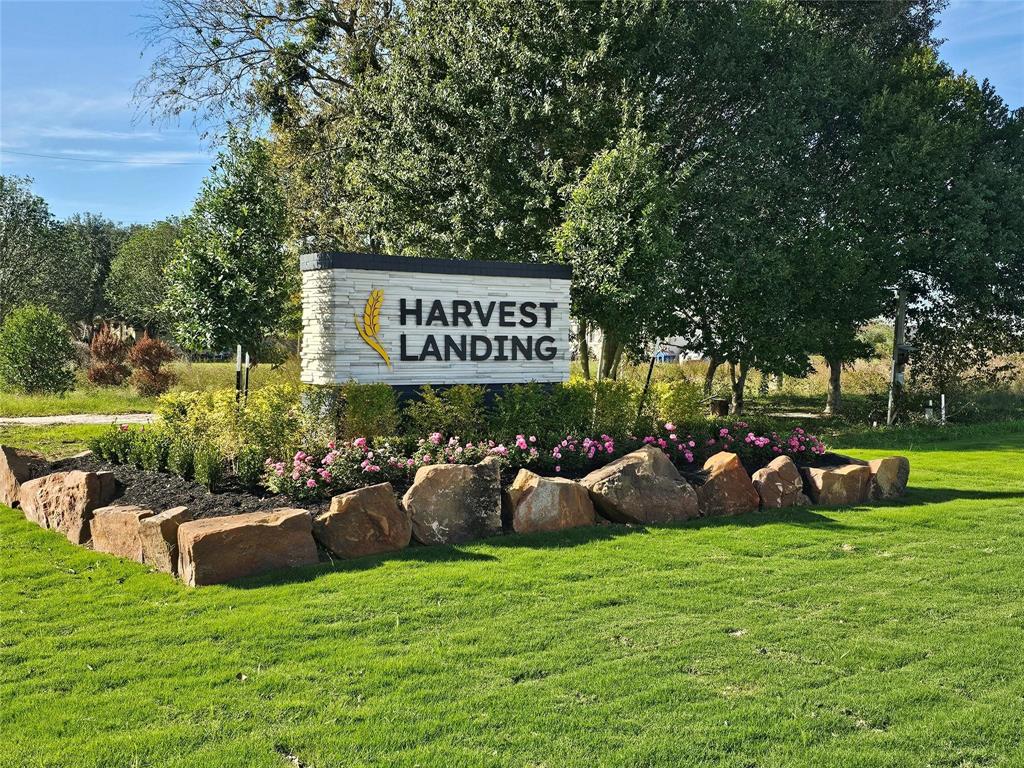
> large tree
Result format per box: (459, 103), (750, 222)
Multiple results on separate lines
(164, 133), (291, 356)
(106, 219), (181, 331)
(0, 176), (117, 326)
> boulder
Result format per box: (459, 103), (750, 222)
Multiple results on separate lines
(91, 505), (156, 561)
(508, 470), (595, 534)
(402, 457), (503, 545)
(580, 445), (699, 525)
(868, 456), (910, 500)
(177, 508), (319, 587)
(19, 470), (119, 543)
(698, 452), (760, 517)
(314, 483), (411, 558)
(139, 506), (192, 574)
(801, 464), (871, 506)
(0, 445), (48, 508)
(751, 455), (810, 509)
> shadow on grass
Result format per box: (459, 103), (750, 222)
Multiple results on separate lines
(231, 509), (854, 588)
(228, 543), (500, 588)
(902, 487), (1024, 505)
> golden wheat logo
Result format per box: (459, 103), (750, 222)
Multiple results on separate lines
(355, 289), (392, 368)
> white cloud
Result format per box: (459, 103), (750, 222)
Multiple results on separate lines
(37, 127), (162, 141)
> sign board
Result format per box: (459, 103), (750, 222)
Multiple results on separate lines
(300, 252), (572, 386)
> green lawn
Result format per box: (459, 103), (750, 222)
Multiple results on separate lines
(0, 424), (110, 458)
(2, 428), (1024, 766)
(0, 361), (300, 417)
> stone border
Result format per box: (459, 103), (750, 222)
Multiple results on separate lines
(1, 444), (909, 587)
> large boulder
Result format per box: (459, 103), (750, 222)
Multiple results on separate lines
(139, 506), (192, 574)
(580, 445), (699, 525)
(177, 508), (319, 587)
(0, 445), (48, 508)
(868, 456), (910, 500)
(698, 452), (760, 517)
(314, 483), (411, 558)
(402, 457), (503, 545)
(19, 470), (118, 543)
(801, 464), (871, 506)
(751, 455), (810, 509)
(508, 470), (595, 534)
(91, 505), (156, 561)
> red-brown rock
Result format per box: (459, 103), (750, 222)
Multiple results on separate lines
(91, 505), (156, 561)
(18, 470), (119, 543)
(698, 452), (760, 517)
(751, 455), (810, 509)
(868, 456), (910, 500)
(0, 445), (48, 508)
(580, 446), (699, 524)
(801, 464), (871, 506)
(508, 470), (596, 534)
(139, 506), (192, 574)
(402, 457), (503, 545)
(177, 508), (319, 587)
(314, 483), (411, 558)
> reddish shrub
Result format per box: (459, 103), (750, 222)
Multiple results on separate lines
(87, 326), (130, 386)
(128, 333), (177, 395)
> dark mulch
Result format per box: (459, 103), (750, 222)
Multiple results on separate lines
(51, 454), (329, 520)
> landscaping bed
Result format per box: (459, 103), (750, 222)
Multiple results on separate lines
(51, 452), (327, 521)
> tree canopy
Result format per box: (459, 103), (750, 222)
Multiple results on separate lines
(138, 0), (1024, 411)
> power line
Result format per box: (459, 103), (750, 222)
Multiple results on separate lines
(1, 149), (212, 166)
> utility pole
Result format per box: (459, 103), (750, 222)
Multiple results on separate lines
(887, 288), (908, 426)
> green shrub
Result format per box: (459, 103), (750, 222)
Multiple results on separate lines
(490, 383), (551, 441)
(235, 445), (266, 488)
(89, 426), (133, 462)
(653, 378), (706, 427)
(404, 384), (487, 439)
(136, 427), (171, 472)
(342, 382), (400, 438)
(167, 435), (196, 479)
(0, 304), (76, 394)
(193, 441), (223, 490)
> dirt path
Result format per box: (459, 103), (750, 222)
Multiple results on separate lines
(0, 413), (155, 427)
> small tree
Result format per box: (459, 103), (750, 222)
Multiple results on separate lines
(87, 325), (130, 386)
(164, 133), (291, 359)
(0, 304), (76, 394)
(555, 130), (684, 378)
(128, 333), (177, 395)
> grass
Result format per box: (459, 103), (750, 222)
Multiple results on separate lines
(0, 360), (300, 417)
(3, 427), (1024, 766)
(0, 424), (110, 458)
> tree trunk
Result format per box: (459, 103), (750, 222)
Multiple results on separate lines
(758, 371), (770, 397)
(578, 318), (591, 380)
(729, 361), (748, 415)
(703, 355), (720, 397)
(774, 373), (784, 391)
(609, 342), (624, 379)
(824, 355), (842, 415)
(600, 336), (622, 380)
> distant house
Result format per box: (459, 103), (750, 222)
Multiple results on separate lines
(653, 348), (678, 363)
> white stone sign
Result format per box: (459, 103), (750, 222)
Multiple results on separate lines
(300, 252), (572, 386)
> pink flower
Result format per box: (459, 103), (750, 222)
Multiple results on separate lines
(529, 435), (537, 443)
(306, 478), (317, 489)
(554, 465), (561, 473)
(352, 437), (367, 450)
(664, 422), (676, 431)
(429, 432), (443, 445)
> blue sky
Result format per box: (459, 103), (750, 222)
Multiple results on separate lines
(1, 0), (1022, 225)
